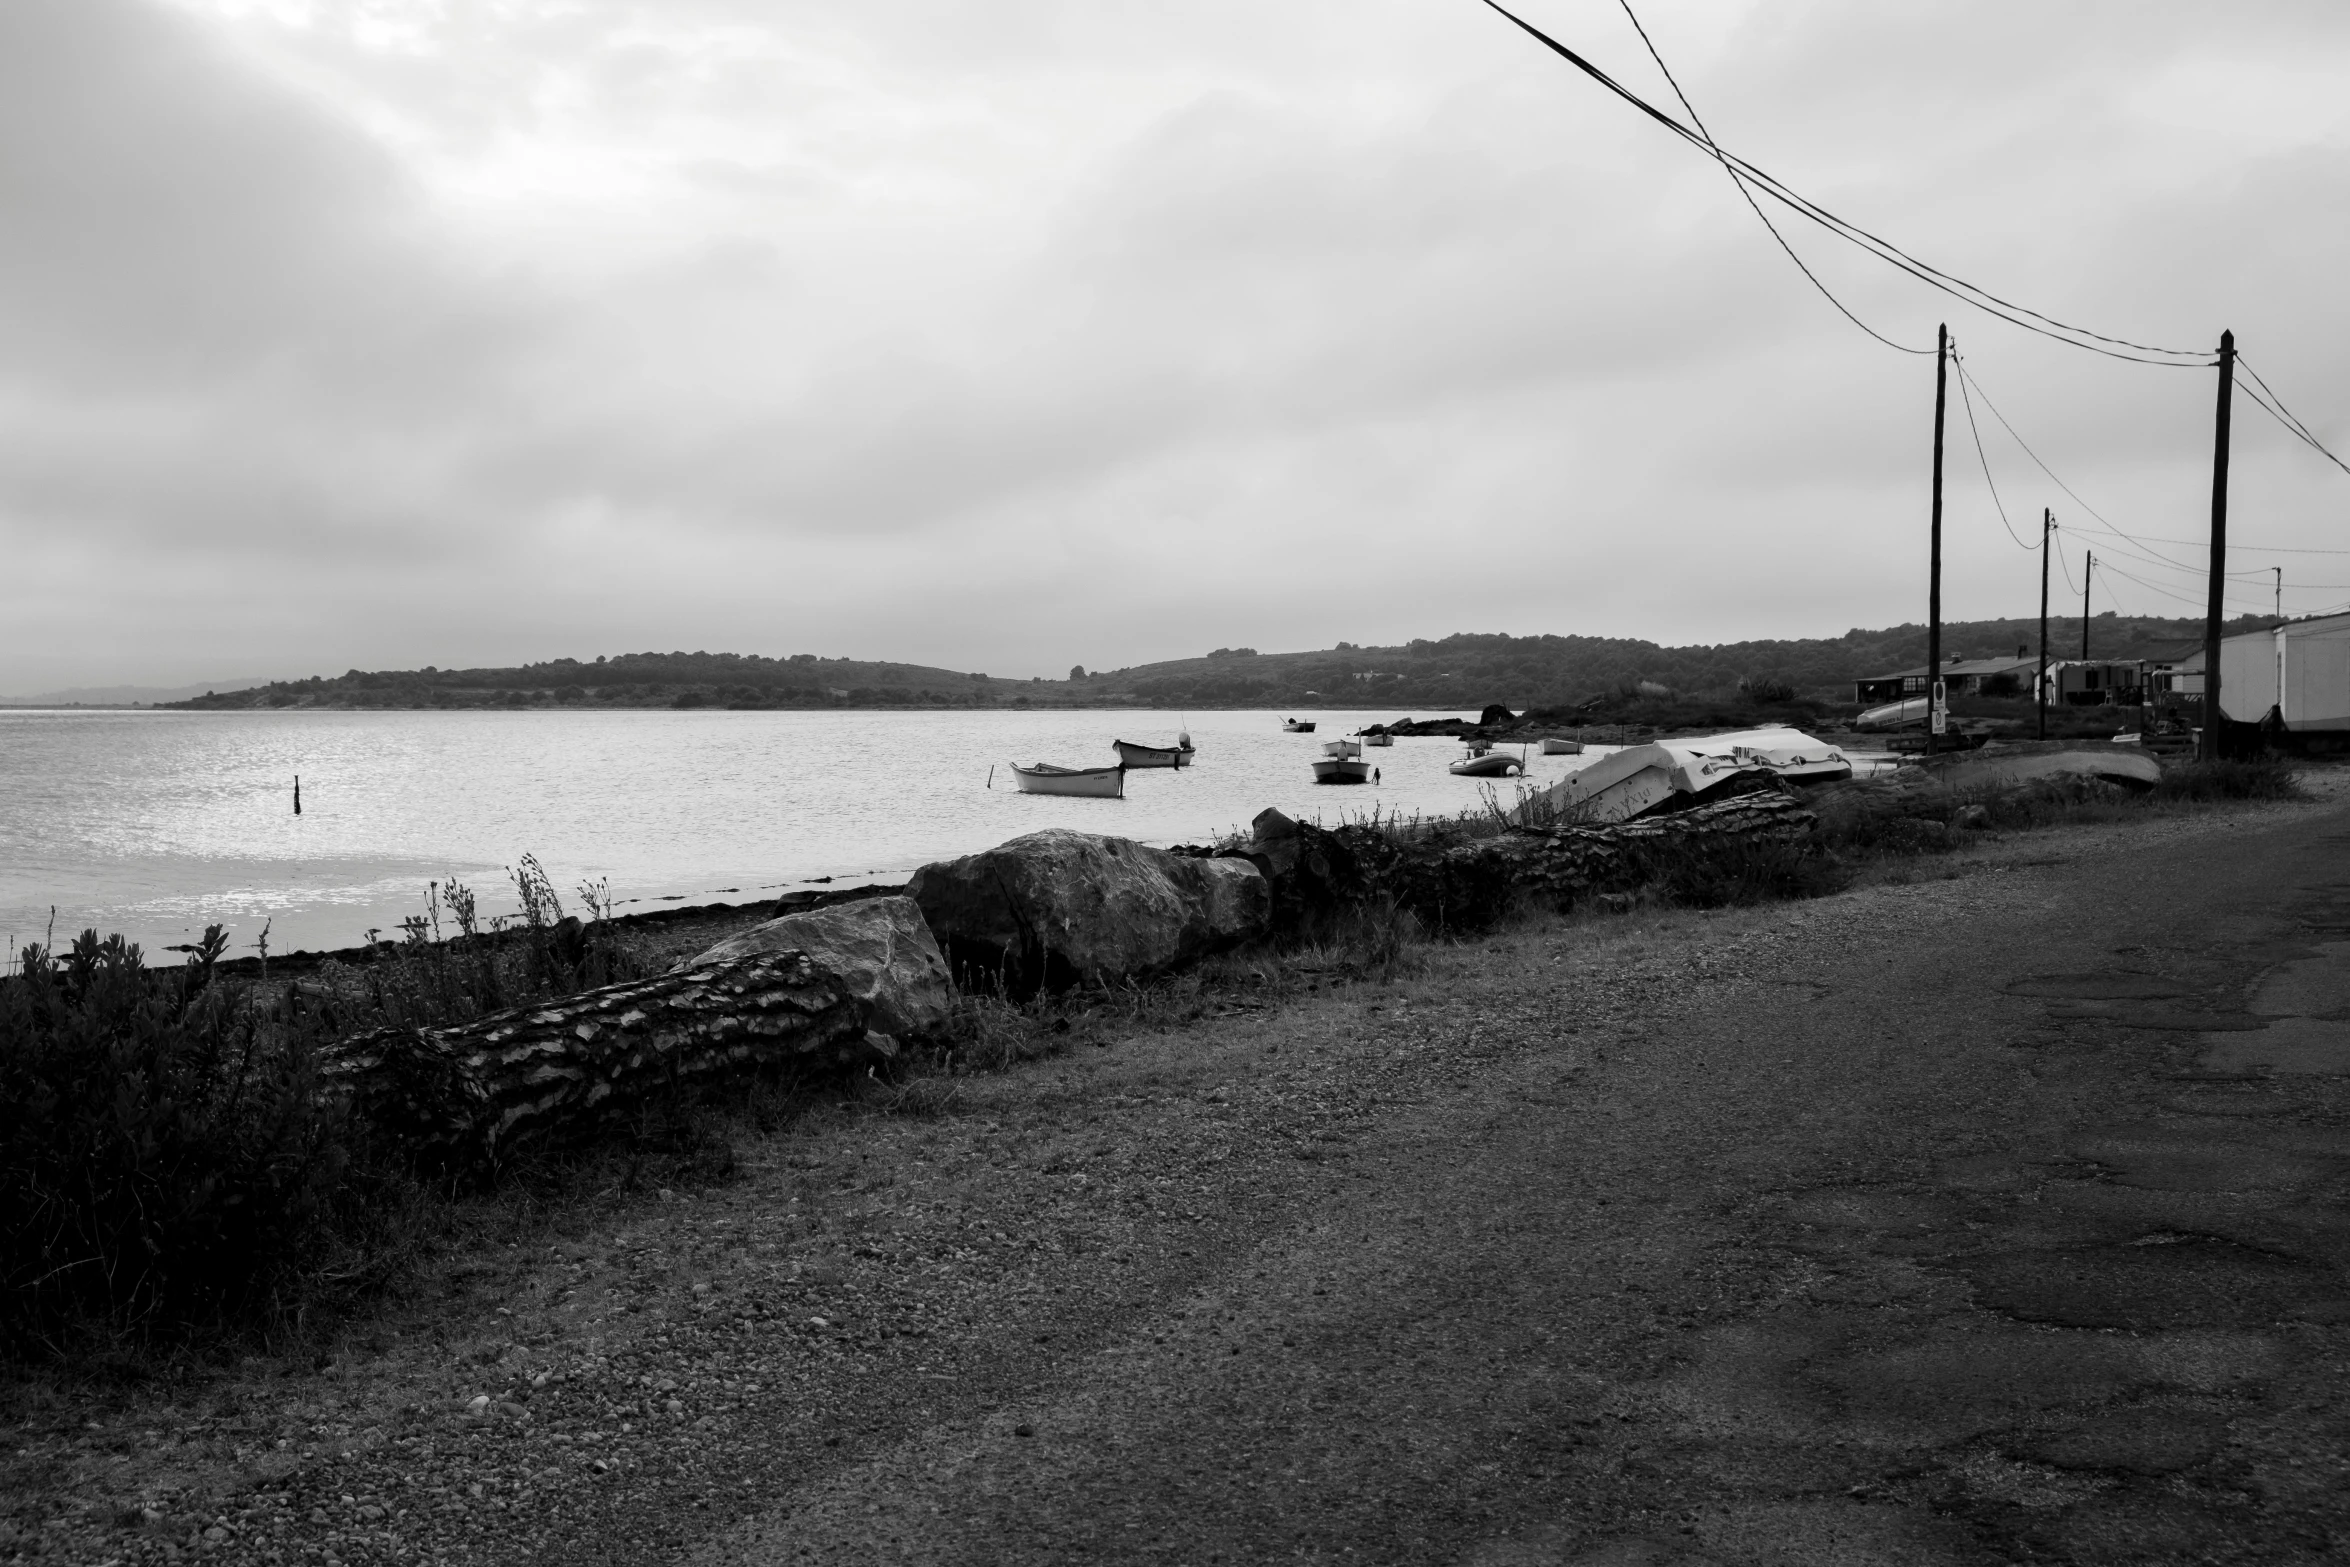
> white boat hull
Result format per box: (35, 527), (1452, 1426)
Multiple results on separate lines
(1540, 737), (1584, 755)
(1312, 757), (1372, 785)
(1011, 763), (1125, 798)
(1320, 738), (1363, 759)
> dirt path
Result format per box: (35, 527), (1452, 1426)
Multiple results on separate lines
(9, 793), (2350, 1565)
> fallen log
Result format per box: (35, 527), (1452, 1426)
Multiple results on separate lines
(320, 950), (876, 1169)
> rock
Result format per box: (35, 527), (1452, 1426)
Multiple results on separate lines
(678, 895), (952, 1039)
(1222, 809), (1373, 933)
(1478, 703), (1518, 727)
(908, 829), (1270, 994)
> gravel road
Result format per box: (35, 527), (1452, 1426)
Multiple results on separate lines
(9, 789), (2350, 1565)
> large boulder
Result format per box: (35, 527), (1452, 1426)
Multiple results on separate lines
(679, 895), (952, 1039)
(1222, 808), (1375, 932)
(907, 829), (1270, 994)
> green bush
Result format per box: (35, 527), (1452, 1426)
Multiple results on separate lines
(0, 929), (353, 1352)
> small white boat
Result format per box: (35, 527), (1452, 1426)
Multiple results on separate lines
(1540, 737), (1584, 756)
(1320, 738), (1362, 759)
(1449, 749), (1522, 778)
(1359, 731), (1394, 747)
(1113, 739), (1191, 768)
(1282, 718), (1318, 733)
(1010, 762), (1125, 798)
(1312, 757), (1372, 785)
(1854, 696), (1929, 731)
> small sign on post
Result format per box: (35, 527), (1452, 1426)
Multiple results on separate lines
(1930, 680), (1948, 736)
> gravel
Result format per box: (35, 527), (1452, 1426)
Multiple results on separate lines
(2, 788), (2335, 1566)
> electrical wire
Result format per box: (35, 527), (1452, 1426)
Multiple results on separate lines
(1478, 1), (2217, 366)
(1949, 345), (2033, 549)
(1950, 355), (2319, 585)
(1608, 0), (1929, 355)
(2236, 353), (2350, 479)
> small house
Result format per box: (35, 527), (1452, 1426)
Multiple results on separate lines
(2042, 659), (2146, 707)
(1853, 652), (2039, 705)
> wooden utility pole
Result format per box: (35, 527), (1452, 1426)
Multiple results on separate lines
(2203, 330), (2236, 761)
(2037, 509), (2051, 741)
(2081, 552), (2092, 662)
(1927, 323), (1948, 751)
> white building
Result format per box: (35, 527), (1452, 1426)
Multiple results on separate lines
(2217, 611), (2350, 733)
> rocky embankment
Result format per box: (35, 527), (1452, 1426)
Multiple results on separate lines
(309, 796), (1815, 1168)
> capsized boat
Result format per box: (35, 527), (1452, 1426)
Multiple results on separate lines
(1449, 748), (1523, 778)
(1312, 757), (1372, 785)
(1540, 737), (1584, 756)
(1854, 696), (1929, 731)
(1320, 738), (1363, 759)
(1517, 725), (1856, 824)
(1010, 762), (1126, 798)
(1282, 718), (1318, 733)
(1113, 739), (1192, 768)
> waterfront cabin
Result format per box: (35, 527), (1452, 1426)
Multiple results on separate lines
(1853, 653), (2039, 705)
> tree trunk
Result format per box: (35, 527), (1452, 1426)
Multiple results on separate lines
(319, 951), (876, 1168)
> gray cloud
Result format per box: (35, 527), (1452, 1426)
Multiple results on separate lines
(3, 0), (2346, 688)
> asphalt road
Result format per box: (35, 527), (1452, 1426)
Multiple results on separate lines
(691, 798), (2350, 1566)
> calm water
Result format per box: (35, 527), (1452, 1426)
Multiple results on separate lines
(0, 708), (1614, 958)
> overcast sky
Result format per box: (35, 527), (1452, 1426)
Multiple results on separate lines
(3, 0), (2346, 690)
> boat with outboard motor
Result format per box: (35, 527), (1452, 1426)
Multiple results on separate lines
(1448, 747), (1523, 778)
(1282, 718), (1318, 733)
(1113, 739), (1192, 768)
(1009, 762), (1126, 798)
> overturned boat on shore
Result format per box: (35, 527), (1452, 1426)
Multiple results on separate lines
(1518, 726), (1860, 825)
(1010, 762), (1126, 798)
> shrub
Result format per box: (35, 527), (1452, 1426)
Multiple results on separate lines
(0, 929), (354, 1352)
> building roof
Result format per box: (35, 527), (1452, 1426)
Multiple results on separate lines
(1858, 655), (2039, 682)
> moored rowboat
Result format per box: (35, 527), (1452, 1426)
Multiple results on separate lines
(1320, 738), (1362, 759)
(1540, 737), (1583, 755)
(1113, 739), (1191, 768)
(1010, 762), (1126, 798)
(1282, 718), (1317, 733)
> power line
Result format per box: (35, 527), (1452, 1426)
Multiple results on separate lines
(2235, 353), (2350, 478)
(1949, 346), (2034, 549)
(1479, 1), (2217, 366)
(1608, 0), (1929, 355)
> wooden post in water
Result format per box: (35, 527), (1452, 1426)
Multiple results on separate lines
(294, 775), (302, 816)
(2203, 330), (2236, 761)
(2037, 509), (2051, 742)
(1927, 323), (1948, 752)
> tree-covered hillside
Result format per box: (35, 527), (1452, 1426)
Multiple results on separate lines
(167, 612), (2273, 713)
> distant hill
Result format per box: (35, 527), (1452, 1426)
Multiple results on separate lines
(1, 678), (269, 707)
(162, 614), (2270, 714)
